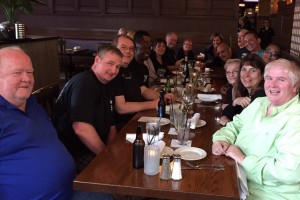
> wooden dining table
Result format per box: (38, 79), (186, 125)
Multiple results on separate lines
(73, 68), (240, 200)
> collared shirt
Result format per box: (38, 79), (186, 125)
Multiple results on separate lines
(213, 95), (300, 199)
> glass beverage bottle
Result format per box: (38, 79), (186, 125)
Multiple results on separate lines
(157, 90), (166, 118)
(133, 122), (145, 169)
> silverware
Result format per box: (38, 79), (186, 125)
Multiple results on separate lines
(183, 162), (225, 171)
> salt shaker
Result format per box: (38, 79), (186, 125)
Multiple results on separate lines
(160, 154), (171, 180)
(171, 154), (182, 180)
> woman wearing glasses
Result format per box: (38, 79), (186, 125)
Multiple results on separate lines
(262, 43), (282, 64)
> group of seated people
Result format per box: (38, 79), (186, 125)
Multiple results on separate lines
(1, 25), (299, 200)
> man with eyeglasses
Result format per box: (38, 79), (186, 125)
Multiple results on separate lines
(111, 34), (173, 131)
(176, 38), (195, 61)
(52, 46), (123, 174)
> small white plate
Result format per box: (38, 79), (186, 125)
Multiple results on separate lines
(197, 94), (222, 102)
(196, 119), (206, 128)
(160, 146), (174, 158)
(174, 147), (207, 161)
(138, 117), (171, 126)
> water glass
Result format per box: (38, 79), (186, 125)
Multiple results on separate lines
(177, 119), (191, 145)
(146, 122), (161, 145)
(174, 108), (187, 131)
(144, 145), (160, 175)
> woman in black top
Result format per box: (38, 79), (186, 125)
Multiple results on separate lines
(150, 38), (169, 77)
(221, 54), (266, 125)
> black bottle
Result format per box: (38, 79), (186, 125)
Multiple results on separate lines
(157, 90), (166, 118)
(133, 122), (145, 169)
(183, 55), (189, 85)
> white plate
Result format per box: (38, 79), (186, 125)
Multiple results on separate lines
(138, 117), (170, 126)
(174, 147), (207, 161)
(196, 119), (206, 128)
(160, 146), (174, 158)
(197, 94), (222, 102)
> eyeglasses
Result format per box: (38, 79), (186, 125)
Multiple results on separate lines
(118, 45), (135, 53)
(264, 48), (279, 58)
(226, 71), (238, 76)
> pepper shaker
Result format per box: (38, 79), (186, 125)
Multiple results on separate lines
(160, 154), (171, 180)
(171, 154), (182, 180)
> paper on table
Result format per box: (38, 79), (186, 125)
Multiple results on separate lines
(236, 162), (249, 200)
(168, 128), (177, 135)
(126, 132), (164, 144)
(170, 139), (192, 148)
(190, 113), (200, 129)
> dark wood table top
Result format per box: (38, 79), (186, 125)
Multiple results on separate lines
(74, 68), (240, 200)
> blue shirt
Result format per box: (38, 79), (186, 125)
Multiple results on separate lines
(0, 95), (76, 200)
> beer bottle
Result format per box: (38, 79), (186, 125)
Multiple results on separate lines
(184, 55), (189, 85)
(133, 122), (145, 168)
(157, 90), (166, 118)
(165, 76), (171, 93)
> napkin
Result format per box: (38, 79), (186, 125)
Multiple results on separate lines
(236, 162), (249, 200)
(154, 140), (165, 153)
(168, 128), (178, 135)
(190, 113), (200, 129)
(126, 132), (164, 144)
(170, 139), (192, 148)
(197, 94), (222, 101)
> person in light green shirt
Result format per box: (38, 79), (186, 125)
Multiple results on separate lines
(212, 58), (300, 200)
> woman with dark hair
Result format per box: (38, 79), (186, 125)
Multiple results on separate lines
(150, 38), (169, 77)
(221, 54), (266, 125)
(262, 43), (282, 64)
(204, 32), (224, 67)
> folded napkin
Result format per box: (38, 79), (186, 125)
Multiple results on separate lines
(170, 139), (192, 148)
(197, 94), (222, 102)
(126, 132), (164, 144)
(236, 162), (249, 200)
(168, 128), (178, 135)
(190, 113), (200, 129)
(153, 140), (165, 153)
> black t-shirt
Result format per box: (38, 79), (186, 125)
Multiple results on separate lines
(52, 70), (115, 158)
(130, 58), (149, 87)
(110, 62), (144, 126)
(176, 47), (195, 61)
(163, 47), (177, 66)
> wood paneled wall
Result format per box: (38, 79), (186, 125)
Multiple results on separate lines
(0, 0), (240, 52)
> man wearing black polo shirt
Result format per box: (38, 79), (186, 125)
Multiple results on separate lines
(52, 46), (123, 173)
(111, 34), (173, 130)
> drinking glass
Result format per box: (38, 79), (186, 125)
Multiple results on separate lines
(181, 83), (196, 110)
(146, 122), (161, 145)
(196, 74), (207, 90)
(177, 119), (191, 145)
(174, 108), (187, 131)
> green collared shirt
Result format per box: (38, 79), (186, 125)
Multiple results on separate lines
(213, 95), (300, 200)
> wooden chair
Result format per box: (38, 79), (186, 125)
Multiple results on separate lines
(32, 83), (60, 117)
